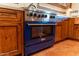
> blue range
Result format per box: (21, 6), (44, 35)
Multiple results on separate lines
(24, 21), (56, 55)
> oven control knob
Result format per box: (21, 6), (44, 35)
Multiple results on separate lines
(33, 13), (37, 17)
(42, 14), (44, 18)
(37, 14), (41, 18)
(44, 15), (47, 18)
(50, 16), (55, 18)
(29, 13), (33, 16)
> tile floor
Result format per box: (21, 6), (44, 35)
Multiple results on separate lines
(32, 40), (79, 56)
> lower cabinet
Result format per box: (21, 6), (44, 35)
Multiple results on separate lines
(55, 19), (69, 42)
(68, 18), (74, 39)
(0, 23), (22, 56)
(74, 25), (79, 40)
(61, 19), (69, 39)
(55, 18), (79, 42)
(55, 23), (62, 42)
(62, 18), (74, 39)
(0, 8), (24, 56)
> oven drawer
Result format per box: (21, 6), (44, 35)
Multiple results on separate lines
(25, 36), (54, 47)
(24, 40), (54, 55)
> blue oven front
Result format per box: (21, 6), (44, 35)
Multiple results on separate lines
(24, 21), (56, 55)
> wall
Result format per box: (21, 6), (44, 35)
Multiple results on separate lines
(39, 3), (66, 16)
(71, 3), (79, 24)
(67, 3), (79, 17)
(66, 8), (72, 17)
(39, 3), (66, 12)
(71, 3), (79, 10)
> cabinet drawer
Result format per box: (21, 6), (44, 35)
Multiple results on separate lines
(0, 8), (22, 21)
(0, 12), (17, 18)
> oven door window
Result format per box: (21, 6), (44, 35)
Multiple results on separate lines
(31, 25), (53, 39)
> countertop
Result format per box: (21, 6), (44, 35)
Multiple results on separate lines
(0, 4), (24, 11)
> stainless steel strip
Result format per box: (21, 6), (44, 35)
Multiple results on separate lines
(28, 24), (56, 25)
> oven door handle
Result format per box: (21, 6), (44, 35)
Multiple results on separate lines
(27, 24), (55, 25)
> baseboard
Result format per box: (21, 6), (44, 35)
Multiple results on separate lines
(55, 38), (69, 44)
(69, 38), (79, 42)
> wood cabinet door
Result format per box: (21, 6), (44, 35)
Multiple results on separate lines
(68, 19), (74, 39)
(0, 24), (22, 56)
(74, 25), (79, 40)
(62, 20), (69, 39)
(55, 25), (62, 42)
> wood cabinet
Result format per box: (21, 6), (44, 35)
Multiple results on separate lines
(55, 18), (74, 42)
(74, 25), (79, 40)
(61, 19), (69, 39)
(0, 8), (24, 56)
(73, 18), (79, 40)
(74, 18), (79, 40)
(55, 22), (62, 42)
(62, 18), (74, 39)
(68, 18), (74, 39)
(55, 18), (79, 42)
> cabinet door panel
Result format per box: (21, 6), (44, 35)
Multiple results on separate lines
(76, 30), (79, 39)
(68, 19), (74, 38)
(5, 27), (17, 52)
(0, 25), (20, 55)
(55, 25), (62, 42)
(62, 20), (69, 39)
(74, 25), (79, 40)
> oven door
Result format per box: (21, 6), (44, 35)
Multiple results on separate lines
(24, 23), (55, 41)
